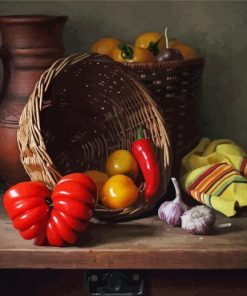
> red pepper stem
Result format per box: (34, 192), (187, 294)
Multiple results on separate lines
(137, 127), (144, 140)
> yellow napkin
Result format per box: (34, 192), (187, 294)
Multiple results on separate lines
(181, 138), (247, 217)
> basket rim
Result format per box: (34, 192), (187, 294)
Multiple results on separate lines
(123, 56), (204, 69)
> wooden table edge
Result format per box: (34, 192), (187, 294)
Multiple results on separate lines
(1, 248), (247, 269)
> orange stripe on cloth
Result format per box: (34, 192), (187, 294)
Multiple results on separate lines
(188, 164), (223, 192)
(201, 166), (235, 193)
(194, 165), (234, 193)
(190, 190), (213, 208)
(191, 190), (201, 203)
(207, 170), (237, 194)
(196, 165), (230, 192)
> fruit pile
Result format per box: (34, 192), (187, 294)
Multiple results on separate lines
(85, 128), (160, 209)
(90, 27), (198, 63)
(3, 129), (160, 246)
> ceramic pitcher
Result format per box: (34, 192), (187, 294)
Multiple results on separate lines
(0, 15), (67, 185)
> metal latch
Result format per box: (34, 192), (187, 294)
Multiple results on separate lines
(84, 270), (145, 296)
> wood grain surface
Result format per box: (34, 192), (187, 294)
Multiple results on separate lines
(0, 202), (247, 269)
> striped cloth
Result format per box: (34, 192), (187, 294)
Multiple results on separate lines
(181, 138), (247, 217)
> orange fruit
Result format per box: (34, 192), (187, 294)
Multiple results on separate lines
(90, 37), (119, 57)
(112, 45), (156, 63)
(84, 170), (109, 197)
(170, 39), (197, 59)
(105, 150), (139, 180)
(135, 31), (166, 56)
(100, 175), (139, 209)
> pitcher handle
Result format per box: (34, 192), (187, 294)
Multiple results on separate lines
(0, 47), (7, 99)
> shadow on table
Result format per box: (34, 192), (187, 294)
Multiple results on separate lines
(76, 220), (160, 247)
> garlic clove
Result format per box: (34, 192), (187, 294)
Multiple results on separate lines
(158, 200), (183, 226)
(181, 205), (216, 235)
(171, 177), (189, 212)
(158, 177), (190, 227)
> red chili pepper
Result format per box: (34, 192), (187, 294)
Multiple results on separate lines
(131, 128), (160, 202)
(3, 173), (97, 247)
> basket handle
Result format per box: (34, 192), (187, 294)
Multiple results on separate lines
(0, 47), (7, 100)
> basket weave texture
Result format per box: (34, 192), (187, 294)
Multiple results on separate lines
(17, 53), (171, 221)
(125, 58), (204, 177)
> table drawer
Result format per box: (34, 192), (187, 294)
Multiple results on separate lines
(1, 269), (247, 296)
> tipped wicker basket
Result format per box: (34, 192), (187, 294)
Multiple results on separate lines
(124, 58), (204, 177)
(17, 53), (171, 221)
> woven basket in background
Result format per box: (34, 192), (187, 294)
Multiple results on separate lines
(125, 58), (204, 177)
(17, 53), (171, 221)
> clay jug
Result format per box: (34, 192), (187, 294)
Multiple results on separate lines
(0, 15), (67, 185)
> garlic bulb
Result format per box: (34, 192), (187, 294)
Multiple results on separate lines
(181, 205), (216, 235)
(158, 177), (189, 226)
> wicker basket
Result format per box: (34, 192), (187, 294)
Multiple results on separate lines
(17, 53), (171, 221)
(124, 58), (204, 177)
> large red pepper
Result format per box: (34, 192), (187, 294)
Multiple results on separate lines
(3, 173), (97, 247)
(131, 128), (160, 202)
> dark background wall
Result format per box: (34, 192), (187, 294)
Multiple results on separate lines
(1, 0), (247, 148)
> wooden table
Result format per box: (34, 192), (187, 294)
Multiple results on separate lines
(1, 202), (247, 295)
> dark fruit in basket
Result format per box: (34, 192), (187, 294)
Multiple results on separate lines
(157, 48), (183, 62)
(157, 27), (183, 62)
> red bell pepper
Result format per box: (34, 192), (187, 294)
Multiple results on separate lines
(131, 128), (160, 202)
(3, 173), (97, 247)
